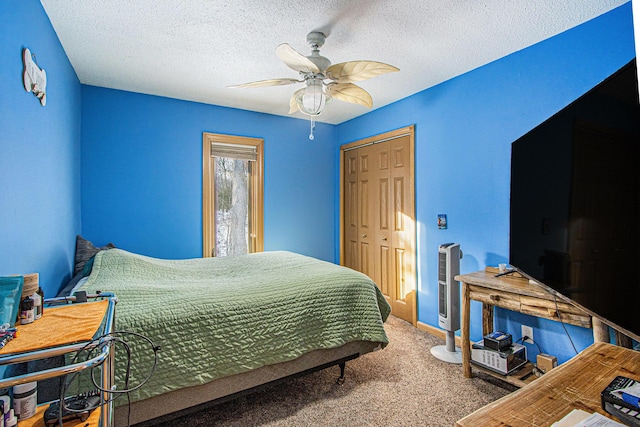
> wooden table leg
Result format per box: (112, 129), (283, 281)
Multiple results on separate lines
(592, 317), (609, 343)
(482, 303), (494, 336)
(461, 282), (472, 378)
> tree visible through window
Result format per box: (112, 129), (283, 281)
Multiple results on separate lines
(214, 157), (249, 256)
(202, 133), (264, 258)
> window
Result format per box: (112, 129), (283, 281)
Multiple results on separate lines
(202, 133), (264, 257)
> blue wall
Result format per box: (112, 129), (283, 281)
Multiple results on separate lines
(336, 3), (636, 364)
(80, 86), (337, 261)
(0, 0), (636, 365)
(0, 1), (82, 297)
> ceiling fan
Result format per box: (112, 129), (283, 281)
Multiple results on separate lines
(228, 31), (399, 139)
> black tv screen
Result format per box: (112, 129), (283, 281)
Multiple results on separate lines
(509, 60), (640, 342)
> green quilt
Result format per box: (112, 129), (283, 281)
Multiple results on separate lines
(79, 249), (390, 403)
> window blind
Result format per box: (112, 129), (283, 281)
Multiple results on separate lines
(210, 142), (257, 161)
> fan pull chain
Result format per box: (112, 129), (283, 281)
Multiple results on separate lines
(309, 117), (315, 140)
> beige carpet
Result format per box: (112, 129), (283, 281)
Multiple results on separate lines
(153, 316), (515, 426)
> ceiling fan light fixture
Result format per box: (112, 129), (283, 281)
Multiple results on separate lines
(296, 77), (331, 116)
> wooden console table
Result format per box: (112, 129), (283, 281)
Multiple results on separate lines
(456, 268), (605, 386)
(455, 342), (640, 426)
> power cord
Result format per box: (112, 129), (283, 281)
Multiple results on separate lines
(553, 294), (579, 354)
(516, 335), (545, 378)
(54, 330), (160, 427)
(517, 335), (543, 355)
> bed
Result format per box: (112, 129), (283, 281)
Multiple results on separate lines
(71, 247), (390, 425)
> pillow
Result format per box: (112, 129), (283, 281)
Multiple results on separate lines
(57, 271), (85, 297)
(74, 235), (115, 275)
(82, 255), (97, 276)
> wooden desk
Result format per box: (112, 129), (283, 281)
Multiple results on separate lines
(456, 268), (600, 386)
(455, 342), (640, 426)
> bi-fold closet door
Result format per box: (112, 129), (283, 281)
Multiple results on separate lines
(343, 127), (416, 324)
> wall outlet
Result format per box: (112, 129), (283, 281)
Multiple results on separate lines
(521, 325), (534, 343)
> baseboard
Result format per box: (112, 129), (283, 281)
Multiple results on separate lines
(417, 321), (463, 348)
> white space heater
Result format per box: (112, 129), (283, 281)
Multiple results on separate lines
(431, 242), (463, 364)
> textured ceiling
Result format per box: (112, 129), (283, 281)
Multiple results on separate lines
(40, 0), (627, 125)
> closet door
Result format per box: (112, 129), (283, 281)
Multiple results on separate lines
(357, 147), (375, 280)
(387, 134), (415, 322)
(371, 141), (392, 303)
(341, 126), (416, 325)
(344, 143), (381, 283)
(370, 135), (416, 322)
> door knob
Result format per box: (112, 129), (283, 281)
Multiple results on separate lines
(362, 234), (367, 238)
(382, 237), (387, 241)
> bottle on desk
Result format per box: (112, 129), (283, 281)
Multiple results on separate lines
(19, 297), (34, 325)
(12, 381), (37, 420)
(32, 288), (42, 320)
(0, 394), (10, 427)
(4, 409), (16, 427)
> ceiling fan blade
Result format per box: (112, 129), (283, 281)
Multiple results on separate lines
(326, 83), (373, 108)
(227, 78), (302, 89)
(289, 89), (303, 114)
(276, 44), (320, 74)
(326, 61), (399, 83)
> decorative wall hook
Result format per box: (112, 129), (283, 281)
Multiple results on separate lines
(22, 48), (47, 106)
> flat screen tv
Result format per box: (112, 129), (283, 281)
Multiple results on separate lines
(509, 60), (640, 342)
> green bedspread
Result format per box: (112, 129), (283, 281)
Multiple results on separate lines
(79, 249), (390, 403)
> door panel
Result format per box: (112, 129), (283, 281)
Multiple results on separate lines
(379, 245), (391, 297)
(379, 178), (389, 231)
(360, 241), (371, 279)
(393, 177), (405, 232)
(344, 149), (359, 271)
